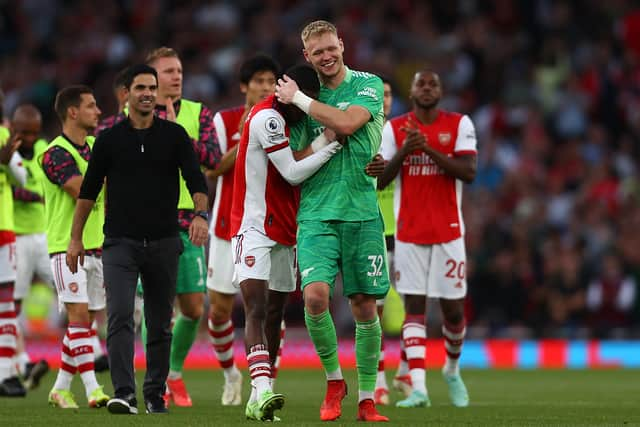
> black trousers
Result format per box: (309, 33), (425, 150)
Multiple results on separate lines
(102, 236), (182, 400)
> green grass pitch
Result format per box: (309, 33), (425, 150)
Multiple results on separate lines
(2, 369), (638, 426)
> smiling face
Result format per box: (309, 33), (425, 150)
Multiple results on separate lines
(303, 31), (344, 82)
(151, 56), (182, 101)
(127, 73), (157, 116)
(410, 70), (442, 111)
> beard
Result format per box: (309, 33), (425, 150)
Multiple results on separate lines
(413, 97), (439, 110)
(136, 99), (155, 116)
(81, 120), (97, 132)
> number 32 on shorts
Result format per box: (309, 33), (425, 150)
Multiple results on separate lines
(367, 255), (384, 277)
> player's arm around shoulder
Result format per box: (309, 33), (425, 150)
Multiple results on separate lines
(276, 74), (376, 136)
(292, 127), (340, 161)
(253, 109), (341, 186)
(249, 109), (339, 159)
(312, 73), (384, 136)
(316, 103), (371, 136)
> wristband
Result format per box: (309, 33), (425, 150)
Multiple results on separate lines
(310, 133), (330, 153)
(292, 90), (313, 114)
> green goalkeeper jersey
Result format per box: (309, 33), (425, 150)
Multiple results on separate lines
(291, 67), (384, 222)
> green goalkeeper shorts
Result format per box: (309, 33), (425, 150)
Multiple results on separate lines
(297, 216), (390, 299)
(175, 230), (207, 294)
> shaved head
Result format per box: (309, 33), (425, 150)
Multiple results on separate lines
(11, 104), (42, 150)
(12, 104), (42, 124)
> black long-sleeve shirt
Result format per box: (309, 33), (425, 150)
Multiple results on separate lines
(79, 117), (208, 240)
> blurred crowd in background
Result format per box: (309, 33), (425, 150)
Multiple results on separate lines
(2, 0), (640, 339)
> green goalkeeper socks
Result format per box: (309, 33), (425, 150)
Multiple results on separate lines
(304, 309), (340, 375)
(355, 317), (382, 393)
(170, 315), (200, 373)
(140, 311), (147, 350)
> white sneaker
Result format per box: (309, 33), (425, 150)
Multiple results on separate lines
(442, 369), (469, 407)
(221, 371), (242, 406)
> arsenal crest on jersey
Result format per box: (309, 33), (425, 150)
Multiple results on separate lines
(245, 255), (255, 267)
(438, 133), (451, 145)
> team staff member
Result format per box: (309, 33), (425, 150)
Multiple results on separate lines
(95, 50), (221, 404)
(66, 64), (209, 415)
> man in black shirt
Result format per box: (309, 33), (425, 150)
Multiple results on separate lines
(66, 64), (209, 415)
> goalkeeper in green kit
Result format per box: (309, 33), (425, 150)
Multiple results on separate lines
(276, 19), (390, 422)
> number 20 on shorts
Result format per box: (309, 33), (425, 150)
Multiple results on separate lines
(445, 259), (466, 279)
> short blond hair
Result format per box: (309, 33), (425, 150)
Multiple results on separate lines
(301, 20), (337, 44)
(145, 47), (179, 65)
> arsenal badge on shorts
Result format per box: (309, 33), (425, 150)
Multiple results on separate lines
(245, 255), (255, 267)
(69, 282), (79, 293)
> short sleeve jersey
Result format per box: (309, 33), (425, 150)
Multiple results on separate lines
(293, 67), (384, 222)
(379, 110), (477, 244)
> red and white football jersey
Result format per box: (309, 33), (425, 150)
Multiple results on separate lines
(230, 96), (299, 246)
(211, 105), (245, 240)
(380, 110), (477, 245)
